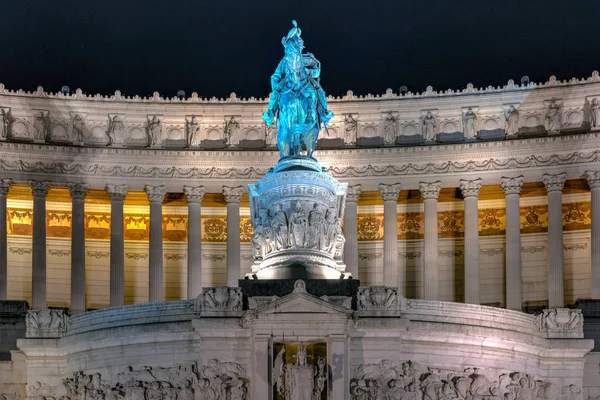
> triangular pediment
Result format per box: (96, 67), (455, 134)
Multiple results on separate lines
(254, 292), (351, 316)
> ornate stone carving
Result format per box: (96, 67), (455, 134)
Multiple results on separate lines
(107, 114), (125, 146)
(71, 113), (87, 143)
(9, 247), (32, 255)
(462, 107), (478, 139)
(383, 112), (397, 144)
(196, 286), (243, 312)
(0, 107), (14, 140)
(273, 342), (327, 400)
(28, 381), (56, 400)
(146, 115), (163, 147)
(144, 185), (166, 203)
(183, 185), (205, 204)
(504, 105), (520, 136)
(350, 360), (580, 400)
(225, 116), (241, 146)
(356, 286), (405, 312)
(32, 110), (50, 141)
(87, 251), (109, 259)
(585, 170), (600, 189)
(346, 184), (362, 202)
(459, 178), (482, 198)
(378, 183), (401, 202)
(500, 175), (524, 195)
(185, 115), (200, 147)
(29, 180), (49, 198)
(125, 252), (147, 260)
(26, 309), (70, 338)
(590, 97), (599, 128)
(419, 181), (442, 200)
(545, 99), (562, 134)
(67, 182), (88, 200)
(421, 110), (437, 142)
(344, 114), (358, 145)
(292, 279), (307, 293)
(48, 249), (71, 257)
(0, 178), (11, 196)
(542, 172), (566, 192)
(537, 308), (583, 338)
(223, 185), (244, 203)
(106, 184), (128, 201)
(61, 361), (248, 400)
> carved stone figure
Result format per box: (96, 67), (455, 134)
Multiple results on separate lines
(505, 105), (520, 136)
(545, 100), (562, 134)
(356, 286), (402, 311)
(273, 344), (327, 400)
(270, 204), (289, 251)
(0, 108), (13, 139)
(186, 115), (200, 147)
(590, 98), (599, 128)
(33, 111), (49, 141)
(307, 203), (326, 249)
(147, 116), (162, 146)
(345, 114), (358, 144)
(225, 116), (240, 146)
(26, 309), (70, 337)
(265, 121), (277, 147)
(72, 114), (86, 142)
(422, 111), (436, 141)
(536, 308), (583, 337)
(289, 202), (307, 248)
(383, 113), (397, 143)
(107, 115), (125, 145)
(262, 20), (333, 158)
(197, 287), (243, 312)
(251, 216), (269, 260)
(333, 217), (345, 259)
(324, 208), (338, 253)
(463, 107), (477, 139)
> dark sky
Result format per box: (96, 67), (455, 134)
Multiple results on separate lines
(1, 0), (599, 99)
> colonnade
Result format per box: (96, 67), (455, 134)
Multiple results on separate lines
(0, 172), (599, 311)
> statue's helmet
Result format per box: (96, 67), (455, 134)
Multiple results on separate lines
(282, 20), (303, 50)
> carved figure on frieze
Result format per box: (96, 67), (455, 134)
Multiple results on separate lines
(186, 115), (200, 147)
(588, 98), (600, 129)
(288, 202), (308, 248)
(146, 115), (162, 147)
(26, 308), (70, 337)
(333, 217), (345, 259)
(107, 115), (125, 145)
(421, 111), (437, 142)
(28, 381), (56, 400)
(356, 286), (403, 311)
(197, 287), (243, 312)
(344, 114), (358, 144)
(502, 105), (520, 137)
(0, 107), (14, 140)
(71, 113), (87, 142)
(33, 111), (50, 141)
(463, 107), (478, 139)
(270, 204), (289, 251)
(545, 100), (562, 134)
(324, 208), (338, 253)
(272, 342), (327, 400)
(224, 116), (241, 146)
(251, 216), (270, 260)
(307, 203), (326, 249)
(383, 112), (397, 144)
(265, 121), (277, 147)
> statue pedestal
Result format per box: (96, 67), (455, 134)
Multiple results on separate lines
(248, 157), (348, 279)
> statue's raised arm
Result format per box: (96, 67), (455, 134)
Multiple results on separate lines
(262, 20), (333, 160)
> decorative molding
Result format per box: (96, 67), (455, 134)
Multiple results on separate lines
(356, 286), (406, 313)
(521, 245), (545, 253)
(9, 246), (32, 255)
(223, 185), (244, 203)
(359, 253), (382, 261)
(144, 184), (166, 203)
(563, 242), (588, 251)
(480, 248), (503, 256)
(584, 170), (600, 189)
(48, 249), (71, 257)
(195, 286), (243, 313)
(165, 253), (186, 261)
(29, 180), (49, 198)
(125, 252), (148, 260)
(419, 181), (442, 200)
(0, 178), (12, 196)
(203, 254), (225, 262)
(182, 185), (206, 204)
(346, 184), (362, 202)
(399, 251), (421, 259)
(459, 178), (483, 198)
(500, 175), (524, 195)
(542, 172), (567, 193)
(87, 251), (109, 259)
(378, 183), (402, 201)
(67, 182), (88, 200)
(536, 308), (583, 338)
(106, 184), (128, 201)
(438, 250), (463, 258)
(26, 309), (70, 338)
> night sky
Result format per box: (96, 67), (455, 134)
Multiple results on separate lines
(1, 1), (599, 99)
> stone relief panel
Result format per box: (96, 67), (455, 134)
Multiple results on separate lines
(536, 308), (583, 338)
(146, 115), (163, 147)
(107, 114), (126, 146)
(195, 287), (243, 313)
(26, 309), (70, 338)
(478, 208), (506, 236)
(520, 206), (548, 234)
(344, 113), (358, 145)
(357, 214), (384, 241)
(70, 112), (88, 144)
(56, 361), (249, 400)
(437, 211), (465, 238)
(185, 115), (201, 147)
(356, 286), (405, 312)
(0, 106), (14, 141)
(350, 360), (582, 400)
(272, 342), (328, 400)
(397, 212), (423, 240)
(32, 110), (50, 141)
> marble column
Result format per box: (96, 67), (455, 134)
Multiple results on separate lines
(585, 171), (600, 299)
(500, 176), (524, 311)
(183, 185), (205, 299)
(543, 173), (566, 309)
(378, 183), (402, 287)
(223, 186), (244, 287)
(343, 184), (362, 278)
(419, 181), (442, 300)
(145, 185), (167, 302)
(30, 180), (49, 309)
(0, 179), (11, 300)
(68, 183), (88, 314)
(459, 178), (482, 305)
(106, 184), (128, 307)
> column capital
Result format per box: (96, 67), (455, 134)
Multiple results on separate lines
(68, 183), (88, 200)
(0, 179), (12, 196)
(183, 185), (206, 204)
(346, 184), (362, 202)
(106, 184), (128, 201)
(29, 180), (50, 198)
(500, 176), (524, 195)
(419, 181), (442, 200)
(459, 178), (482, 198)
(585, 170), (600, 189)
(223, 186), (244, 203)
(378, 183), (401, 202)
(543, 173), (567, 193)
(145, 185), (166, 203)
